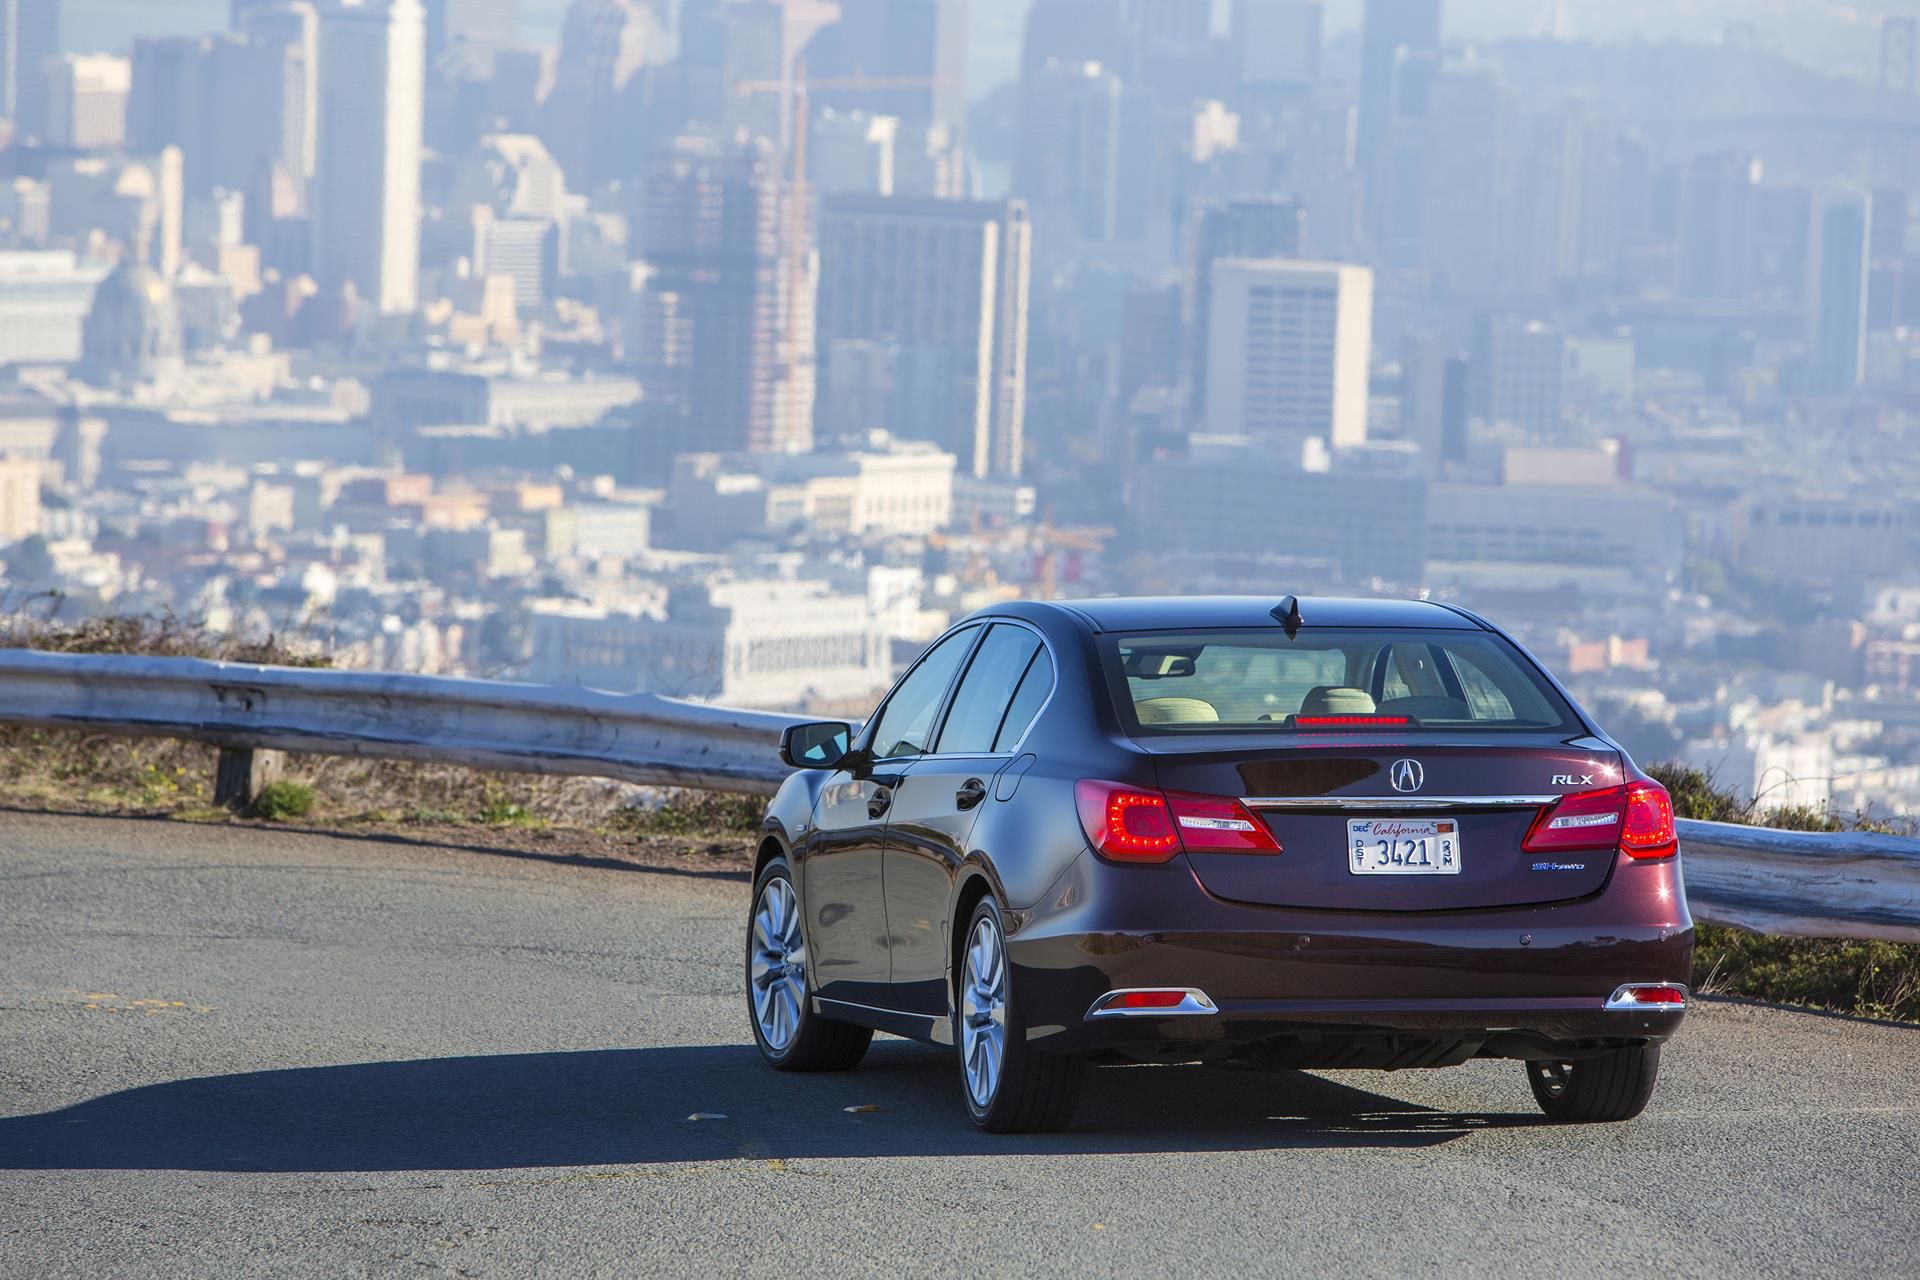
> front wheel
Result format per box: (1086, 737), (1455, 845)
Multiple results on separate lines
(747, 858), (871, 1071)
(1526, 1044), (1660, 1123)
(955, 896), (1084, 1133)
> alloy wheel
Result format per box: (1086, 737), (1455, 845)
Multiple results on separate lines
(750, 876), (806, 1052)
(960, 914), (1008, 1108)
(1532, 1059), (1573, 1100)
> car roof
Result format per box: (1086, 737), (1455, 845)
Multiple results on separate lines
(987, 595), (1485, 634)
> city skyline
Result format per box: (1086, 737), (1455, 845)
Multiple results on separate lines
(2, 0), (1920, 820)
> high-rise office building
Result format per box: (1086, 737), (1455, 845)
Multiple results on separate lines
(1235, 0), (1322, 88)
(636, 135), (813, 456)
(1358, 0), (1441, 168)
(313, 0), (424, 313)
(43, 53), (129, 149)
(805, 0), (966, 137)
(237, 2), (319, 209)
(1677, 152), (1759, 301)
(1204, 259), (1373, 454)
(0, 0), (58, 137)
(721, 0), (842, 148)
(1813, 196), (1871, 394)
(1185, 197), (1304, 418)
(425, 0), (517, 59)
(1472, 314), (1566, 438)
(816, 194), (1031, 478)
(539, 0), (663, 189)
(1358, 0), (1441, 242)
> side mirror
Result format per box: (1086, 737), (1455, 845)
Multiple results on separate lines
(779, 720), (855, 770)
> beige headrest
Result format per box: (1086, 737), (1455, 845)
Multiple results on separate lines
(1136, 697), (1221, 725)
(1300, 686), (1376, 716)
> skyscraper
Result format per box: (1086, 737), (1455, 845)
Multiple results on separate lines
(1185, 197), (1304, 418)
(1204, 259), (1373, 454)
(1358, 0), (1441, 169)
(43, 53), (130, 149)
(1813, 197), (1870, 394)
(0, 0), (59, 137)
(1677, 152), (1758, 301)
(816, 194), (1031, 478)
(539, 0), (663, 189)
(1235, 0), (1322, 88)
(313, 0), (424, 313)
(636, 135), (813, 456)
(804, 0), (967, 137)
(1358, 0), (1441, 244)
(425, 0), (518, 60)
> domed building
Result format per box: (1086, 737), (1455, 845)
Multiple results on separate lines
(77, 261), (183, 387)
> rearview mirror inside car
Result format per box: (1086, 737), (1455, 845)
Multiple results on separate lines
(779, 721), (854, 769)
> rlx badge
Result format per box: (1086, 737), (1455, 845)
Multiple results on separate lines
(1389, 759), (1425, 793)
(1551, 773), (1596, 786)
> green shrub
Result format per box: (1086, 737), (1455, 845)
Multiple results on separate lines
(248, 780), (315, 821)
(1694, 923), (1920, 1023)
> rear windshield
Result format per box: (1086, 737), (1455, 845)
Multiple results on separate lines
(1099, 629), (1582, 735)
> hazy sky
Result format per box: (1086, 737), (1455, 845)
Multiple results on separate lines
(55, 0), (1891, 100)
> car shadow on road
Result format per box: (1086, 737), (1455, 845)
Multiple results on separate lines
(0, 1041), (1542, 1171)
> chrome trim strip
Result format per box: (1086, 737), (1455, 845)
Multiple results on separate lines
(1085, 988), (1218, 1020)
(1604, 983), (1688, 1011)
(1240, 794), (1559, 811)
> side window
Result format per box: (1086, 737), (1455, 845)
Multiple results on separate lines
(936, 625), (1043, 754)
(993, 648), (1054, 751)
(867, 627), (978, 761)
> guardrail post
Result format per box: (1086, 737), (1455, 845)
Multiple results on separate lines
(215, 747), (283, 811)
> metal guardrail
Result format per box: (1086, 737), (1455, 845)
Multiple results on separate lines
(0, 649), (798, 797)
(1678, 818), (1920, 944)
(2, 649), (1917, 942)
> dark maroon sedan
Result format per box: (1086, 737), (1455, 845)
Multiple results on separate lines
(747, 596), (1691, 1132)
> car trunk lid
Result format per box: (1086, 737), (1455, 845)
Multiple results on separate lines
(1148, 735), (1624, 911)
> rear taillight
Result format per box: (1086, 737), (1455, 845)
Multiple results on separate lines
(1075, 780), (1281, 863)
(1523, 785), (1626, 852)
(1293, 715), (1411, 729)
(1524, 779), (1676, 861)
(1619, 779), (1677, 859)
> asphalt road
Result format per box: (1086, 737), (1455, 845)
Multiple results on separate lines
(1, 813), (1915, 1278)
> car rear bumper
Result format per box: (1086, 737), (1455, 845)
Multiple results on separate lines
(1004, 851), (1694, 1058)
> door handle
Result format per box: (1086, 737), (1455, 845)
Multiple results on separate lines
(955, 779), (987, 811)
(867, 787), (893, 820)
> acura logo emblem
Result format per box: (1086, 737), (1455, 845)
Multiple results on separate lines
(1390, 759), (1425, 793)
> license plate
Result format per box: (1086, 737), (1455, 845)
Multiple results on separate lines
(1347, 818), (1463, 875)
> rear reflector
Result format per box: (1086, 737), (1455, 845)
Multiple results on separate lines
(1605, 983), (1687, 1010)
(1086, 988), (1218, 1018)
(1076, 780), (1280, 861)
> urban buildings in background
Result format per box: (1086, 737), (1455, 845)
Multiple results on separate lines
(1, 0), (1919, 817)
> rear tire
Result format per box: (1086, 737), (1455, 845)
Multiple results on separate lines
(747, 857), (871, 1072)
(1526, 1044), (1660, 1123)
(955, 896), (1084, 1133)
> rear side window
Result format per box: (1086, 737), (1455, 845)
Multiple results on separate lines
(937, 625), (1043, 754)
(1101, 628), (1579, 734)
(994, 648), (1054, 750)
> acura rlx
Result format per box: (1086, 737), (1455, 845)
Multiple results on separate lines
(746, 596), (1691, 1132)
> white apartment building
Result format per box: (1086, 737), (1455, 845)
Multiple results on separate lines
(671, 441), (956, 550)
(529, 578), (890, 710)
(0, 251), (111, 364)
(313, 0), (423, 313)
(43, 54), (129, 149)
(1204, 258), (1372, 451)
